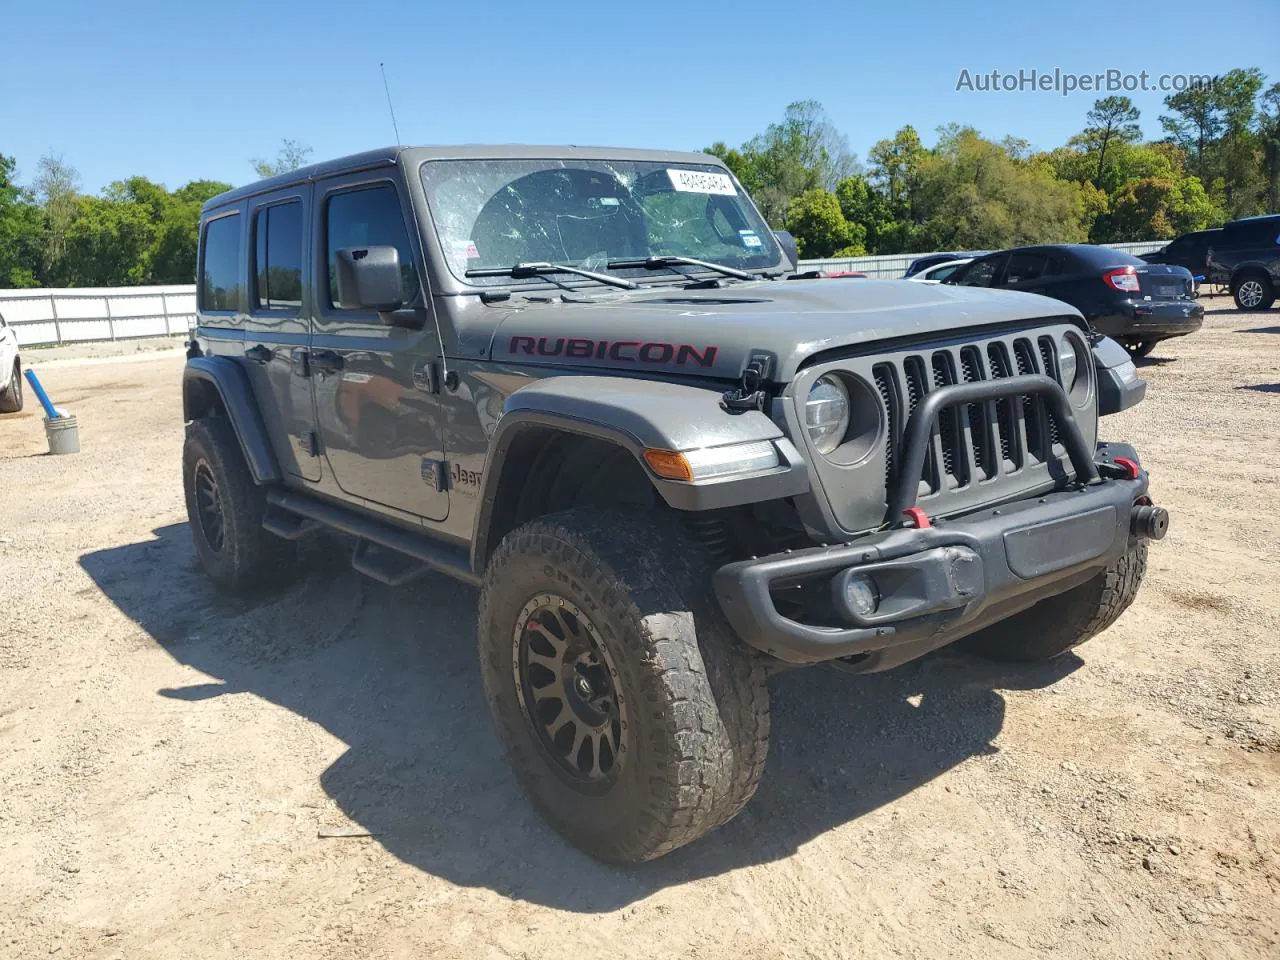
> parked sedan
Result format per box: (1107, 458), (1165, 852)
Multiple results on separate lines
(944, 244), (1203, 358)
(907, 257), (972, 283)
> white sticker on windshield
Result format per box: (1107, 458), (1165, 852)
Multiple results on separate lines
(667, 168), (737, 196)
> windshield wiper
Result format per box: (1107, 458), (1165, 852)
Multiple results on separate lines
(607, 255), (757, 281)
(465, 261), (637, 290)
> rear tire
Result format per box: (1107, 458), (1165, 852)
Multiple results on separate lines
(0, 360), (22, 413)
(477, 510), (769, 863)
(1232, 274), (1275, 311)
(183, 416), (295, 593)
(961, 542), (1147, 662)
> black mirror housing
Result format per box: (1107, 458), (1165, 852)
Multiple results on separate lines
(335, 246), (405, 312)
(773, 230), (799, 272)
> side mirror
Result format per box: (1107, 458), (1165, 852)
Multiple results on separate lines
(335, 246), (405, 312)
(773, 230), (799, 272)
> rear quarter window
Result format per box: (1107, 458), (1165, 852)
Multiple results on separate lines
(200, 213), (244, 312)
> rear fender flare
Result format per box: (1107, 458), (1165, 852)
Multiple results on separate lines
(183, 356), (281, 484)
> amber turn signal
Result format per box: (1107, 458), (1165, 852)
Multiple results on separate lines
(642, 448), (695, 482)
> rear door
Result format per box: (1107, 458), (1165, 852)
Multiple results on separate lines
(244, 188), (321, 480)
(1000, 251), (1052, 295)
(309, 173), (449, 522)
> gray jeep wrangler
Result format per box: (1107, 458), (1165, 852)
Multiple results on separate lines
(183, 145), (1166, 863)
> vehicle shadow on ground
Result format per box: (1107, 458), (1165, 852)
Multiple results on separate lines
(81, 524), (1080, 913)
(1236, 383), (1280, 394)
(1134, 356), (1176, 368)
(1240, 326), (1280, 334)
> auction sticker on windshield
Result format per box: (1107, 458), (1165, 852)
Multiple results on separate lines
(667, 169), (737, 195)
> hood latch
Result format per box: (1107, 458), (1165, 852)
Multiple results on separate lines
(721, 353), (775, 413)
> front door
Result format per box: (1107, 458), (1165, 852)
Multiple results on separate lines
(309, 174), (449, 522)
(244, 189), (320, 480)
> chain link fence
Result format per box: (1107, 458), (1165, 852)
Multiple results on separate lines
(0, 241), (1169, 347)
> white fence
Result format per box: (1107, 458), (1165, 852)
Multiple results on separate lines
(0, 285), (196, 348)
(0, 241), (1170, 347)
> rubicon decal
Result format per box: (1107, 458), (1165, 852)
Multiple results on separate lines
(508, 336), (718, 367)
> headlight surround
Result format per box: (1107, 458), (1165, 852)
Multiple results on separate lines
(806, 375), (850, 454)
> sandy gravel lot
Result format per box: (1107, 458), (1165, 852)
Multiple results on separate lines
(1, 302), (1278, 959)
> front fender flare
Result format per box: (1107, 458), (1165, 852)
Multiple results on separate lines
(469, 376), (810, 573)
(183, 356), (282, 484)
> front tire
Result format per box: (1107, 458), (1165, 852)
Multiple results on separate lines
(477, 510), (769, 863)
(182, 416), (295, 593)
(0, 360), (22, 413)
(1233, 274), (1275, 311)
(961, 542), (1147, 662)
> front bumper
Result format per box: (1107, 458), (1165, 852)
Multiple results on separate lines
(715, 443), (1163, 667)
(1092, 300), (1204, 340)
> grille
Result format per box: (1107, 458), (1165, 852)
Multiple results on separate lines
(880, 334), (1064, 498)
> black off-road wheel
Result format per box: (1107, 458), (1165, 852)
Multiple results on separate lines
(961, 542), (1147, 662)
(477, 510), (769, 863)
(0, 360), (22, 413)
(182, 416), (295, 593)
(1233, 274), (1275, 311)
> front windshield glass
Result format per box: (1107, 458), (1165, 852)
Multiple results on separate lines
(419, 158), (783, 285)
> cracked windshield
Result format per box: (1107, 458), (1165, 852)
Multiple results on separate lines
(420, 158), (783, 282)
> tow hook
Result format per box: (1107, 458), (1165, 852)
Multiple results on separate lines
(1131, 503), (1169, 540)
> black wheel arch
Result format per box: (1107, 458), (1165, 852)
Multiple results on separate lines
(183, 356), (282, 484)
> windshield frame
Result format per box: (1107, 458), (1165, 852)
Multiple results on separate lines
(416, 156), (787, 290)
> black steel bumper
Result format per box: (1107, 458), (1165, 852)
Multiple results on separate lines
(713, 373), (1167, 668)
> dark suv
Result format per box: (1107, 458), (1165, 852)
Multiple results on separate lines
(183, 145), (1166, 863)
(945, 244), (1203, 358)
(1140, 228), (1222, 282)
(1206, 214), (1280, 311)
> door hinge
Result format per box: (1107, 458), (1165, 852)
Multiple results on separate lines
(307, 431), (321, 457)
(413, 361), (440, 394)
(421, 458), (448, 492)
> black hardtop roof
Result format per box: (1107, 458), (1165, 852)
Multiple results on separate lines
(202, 144), (723, 212)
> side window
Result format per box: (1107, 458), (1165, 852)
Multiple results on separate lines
(324, 184), (418, 310)
(254, 201), (304, 312)
(954, 257), (1001, 287)
(1005, 253), (1048, 284)
(199, 213), (243, 312)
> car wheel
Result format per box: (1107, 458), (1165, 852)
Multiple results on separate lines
(477, 509), (770, 863)
(961, 542), (1147, 662)
(1233, 274), (1275, 311)
(0, 360), (23, 413)
(182, 416), (296, 593)
(1122, 339), (1156, 359)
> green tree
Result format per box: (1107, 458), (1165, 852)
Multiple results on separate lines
(33, 154), (81, 280)
(251, 138), (312, 179)
(785, 189), (863, 257)
(58, 195), (157, 286)
(150, 180), (232, 283)
(0, 155), (44, 287)
(1075, 96), (1142, 186)
(1260, 82), (1280, 213)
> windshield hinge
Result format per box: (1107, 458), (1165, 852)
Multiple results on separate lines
(721, 353), (774, 413)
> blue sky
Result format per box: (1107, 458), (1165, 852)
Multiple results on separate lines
(3, 0), (1276, 194)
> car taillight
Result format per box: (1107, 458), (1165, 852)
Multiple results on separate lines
(1103, 266), (1141, 292)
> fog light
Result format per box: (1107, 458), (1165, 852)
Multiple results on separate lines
(843, 575), (879, 618)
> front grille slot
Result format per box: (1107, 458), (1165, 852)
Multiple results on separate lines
(864, 327), (1083, 518)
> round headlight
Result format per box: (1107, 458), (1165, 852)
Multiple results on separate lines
(806, 375), (850, 454)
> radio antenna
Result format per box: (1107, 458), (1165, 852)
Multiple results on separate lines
(380, 62), (402, 147)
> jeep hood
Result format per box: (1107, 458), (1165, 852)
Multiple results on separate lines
(468, 278), (1083, 383)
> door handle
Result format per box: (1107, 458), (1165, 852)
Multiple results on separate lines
(245, 344), (273, 364)
(311, 349), (345, 374)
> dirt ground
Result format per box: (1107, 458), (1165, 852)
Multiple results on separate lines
(2, 301), (1278, 959)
